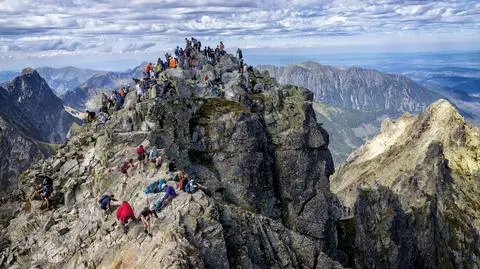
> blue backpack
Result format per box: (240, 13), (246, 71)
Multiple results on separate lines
(185, 179), (197, 193)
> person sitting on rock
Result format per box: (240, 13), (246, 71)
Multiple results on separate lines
(115, 201), (136, 234)
(160, 183), (177, 204)
(138, 205), (158, 237)
(85, 110), (96, 123)
(148, 146), (162, 169)
(119, 158), (135, 186)
(136, 145), (147, 172)
(99, 193), (116, 213)
(178, 172), (189, 192)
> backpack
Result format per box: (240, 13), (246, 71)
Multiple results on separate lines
(41, 176), (53, 190)
(185, 179), (197, 193)
(43, 184), (52, 197)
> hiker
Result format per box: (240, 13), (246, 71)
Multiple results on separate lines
(119, 158), (134, 185)
(168, 57), (177, 69)
(95, 111), (109, 131)
(118, 87), (126, 98)
(86, 110), (96, 123)
(219, 41), (225, 51)
(162, 183), (177, 201)
(167, 159), (177, 179)
(115, 92), (124, 110)
(115, 201), (136, 234)
(175, 46), (180, 57)
(236, 48), (243, 59)
(99, 193), (116, 213)
(148, 146), (162, 169)
(154, 59), (163, 79)
(138, 205), (158, 236)
(31, 183), (53, 209)
(178, 172), (189, 192)
(239, 59), (244, 73)
(136, 82), (144, 102)
(145, 62), (152, 74)
(99, 103), (110, 116)
(136, 145), (147, 171)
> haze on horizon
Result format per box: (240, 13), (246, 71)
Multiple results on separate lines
(1, 0), (479, 71)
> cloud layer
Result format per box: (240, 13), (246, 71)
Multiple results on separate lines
(0, 0), (479, 69)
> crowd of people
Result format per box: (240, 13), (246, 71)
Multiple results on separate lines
(98, 142), (203, 236)
(83, 38), (244, 128)
(32, 38), (239, 237)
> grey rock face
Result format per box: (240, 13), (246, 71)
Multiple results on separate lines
(0, 69), (77, 196)
(0, 53), (342, 268)
(333, 100), (480, 269)
(1, 68), (77, 143)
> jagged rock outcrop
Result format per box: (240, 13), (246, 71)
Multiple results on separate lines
(332, 99), (480, 268)
(0, 70), (78, 196)
(1, 68), (77, 143)
(0, 51), (342, 268)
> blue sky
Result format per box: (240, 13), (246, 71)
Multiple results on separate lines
(0, 0), (479, 71)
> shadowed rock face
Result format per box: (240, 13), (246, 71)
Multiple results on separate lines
(333, 100), (480, 269)
(2, 68), (77, 144)
(0, 52), (343, 268)
(0, 70), (77, 195)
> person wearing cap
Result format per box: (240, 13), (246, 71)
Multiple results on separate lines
(138, 205), (158, 236)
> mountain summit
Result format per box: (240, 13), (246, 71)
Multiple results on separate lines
(0, 45), (343, 268)
(332, 99), (480, 268)
(2, 68), (77, 143)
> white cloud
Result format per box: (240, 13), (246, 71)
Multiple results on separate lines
(0, 0), (478, 69)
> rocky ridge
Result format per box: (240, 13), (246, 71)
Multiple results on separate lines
(0, 50), (344, 268)
(332, 99), (480, 268)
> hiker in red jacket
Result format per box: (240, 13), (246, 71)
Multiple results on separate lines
(116, 201), (136, 233)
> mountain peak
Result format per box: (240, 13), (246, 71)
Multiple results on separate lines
(424, 99), (461, 119)
(21, 67), (38, 76)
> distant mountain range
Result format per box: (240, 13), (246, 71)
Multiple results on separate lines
(36, 66), (103, 96)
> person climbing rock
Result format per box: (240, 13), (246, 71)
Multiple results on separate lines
(98, 193), (116, 213)
(85, 110), (96, 123)
(148, 146), (162, 169)
(119, 158), (134, 186)
(138, 205), (158, 237)
(136, 145), (147, 172)
(115, 201), (136, 234)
